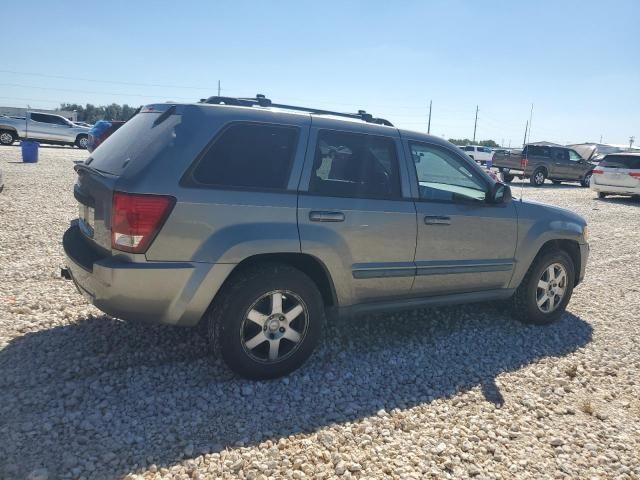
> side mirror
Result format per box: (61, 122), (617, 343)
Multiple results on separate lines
(490, 183), (512, 204)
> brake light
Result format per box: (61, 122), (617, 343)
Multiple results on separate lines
(521, 158), (528, 169)
(111, 192), (175, 253)
(629, 172), (640, 178)
(591, 169), (604, 175)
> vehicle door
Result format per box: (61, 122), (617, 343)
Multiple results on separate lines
(566, 149), (590, 180)
(406, 139), (517, 296)
(28, 113), (66, 141)
(298, 120), (417, 306)
(550, 148), (572, 178)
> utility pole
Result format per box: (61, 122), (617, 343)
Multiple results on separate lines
(523, 120), (529, 147)
(218, 80), (221, 96)
(501, 138), (504, 148)
(527, 103), (534, 144)
(473, 105), (479, 143)
(630, 136), (635, 151)
(599, 134), (603, 143)
(427, 100), (432, 134)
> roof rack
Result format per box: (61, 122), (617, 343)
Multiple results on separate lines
(198, 94), (393, 127)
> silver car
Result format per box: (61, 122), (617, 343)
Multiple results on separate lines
(62, 95), (590, 379)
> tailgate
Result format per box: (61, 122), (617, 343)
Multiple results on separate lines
(593, 168), (638, 188)
(74, 165), (119, 251)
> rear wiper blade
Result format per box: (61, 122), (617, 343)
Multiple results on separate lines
(74, 163), (106, 177)
(152, 105), (176, 127)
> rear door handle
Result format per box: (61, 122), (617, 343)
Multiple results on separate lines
(309, 211), (345, 222)
(424, 215), (451, 225)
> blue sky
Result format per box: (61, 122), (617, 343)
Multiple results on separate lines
(3, 0), (639, 145)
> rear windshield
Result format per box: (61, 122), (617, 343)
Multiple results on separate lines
(87, 110), (182, 175)
(600, 155), (640, 169)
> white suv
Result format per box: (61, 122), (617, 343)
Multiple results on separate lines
(460, 145), (494, 165)
(590, 153), (640, 199)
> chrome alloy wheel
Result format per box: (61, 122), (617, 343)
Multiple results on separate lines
(241, 290), (309, 363)
(534, 171), (545, 185)
(536, 263), (568, 313)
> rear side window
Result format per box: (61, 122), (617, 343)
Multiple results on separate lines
(192, 123), (298, 190)
(463, 146), (474, 151)
(309, 130), (401, 199)
(600, 155), (640, 169)
(526, 145), (550, 157)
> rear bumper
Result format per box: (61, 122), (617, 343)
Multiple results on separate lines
(590, 183), (640, 196)
(63, 224), (235, 326)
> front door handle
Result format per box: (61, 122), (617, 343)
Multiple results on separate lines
(424, 215), (451, 225)
(309, 211), (345, 222)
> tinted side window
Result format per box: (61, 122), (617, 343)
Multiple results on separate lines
(463, 146), (474, 151)
(30, 113), (48, 123)
(310, 130), (400, 199)
(551, 148), (569, 161)
(527, 146), (550, 157)
(192, 123), (298, 190)
(411, 142), (488, 202)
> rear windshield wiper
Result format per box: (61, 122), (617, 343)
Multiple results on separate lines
(152, 105), (176, 127)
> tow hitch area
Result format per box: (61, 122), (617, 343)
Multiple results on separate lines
(61, 267), (72, 280)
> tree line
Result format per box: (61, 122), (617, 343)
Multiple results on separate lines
(59, 103), (140, 123)
(447, 138), (500, 147)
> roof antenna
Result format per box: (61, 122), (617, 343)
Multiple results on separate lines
(520, 103), (534, 202)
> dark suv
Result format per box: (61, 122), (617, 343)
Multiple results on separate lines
(62, 95), (589, 379)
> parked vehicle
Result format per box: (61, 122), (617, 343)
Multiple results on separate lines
(590, 153), (640, 199)
(87, 120), (126, 152)
(493, 144), (595, 187)
(73, 121), (94, 128)
(0, 112), (90, 148)
(62, 95), (589, 379)
(460, 145), (494, 164)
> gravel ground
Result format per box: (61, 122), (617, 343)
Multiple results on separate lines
(0, 146), (639, 480)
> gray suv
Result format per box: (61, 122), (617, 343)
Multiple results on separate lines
(62, 95), (590, 379)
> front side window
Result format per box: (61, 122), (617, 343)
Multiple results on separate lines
(568, 150), (582, 162)
(309, 130), (401, 199)
(411, 142), (488, 202)
(191, 123), (298, 190)
(463, 146), (474, 152)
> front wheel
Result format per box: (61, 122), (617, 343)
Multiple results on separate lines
(581, 173), (592, 188)
(75, 135), (88, 149)
(511, 250), (575, 325)
(207, 264), (324, 379)
(0, 130), (16, 146)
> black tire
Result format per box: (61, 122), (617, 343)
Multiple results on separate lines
(597, 192), (607, 199)
(501, 172), (515, 183)
(75, 135), (89, 149)
(207, 263), (324, 379)
(552, 180), (562, 185)
(0, 130), (16, 146)
(511, 249), (575, 325)
(530, 168), (547, 186)
(581, 173), (592, 188)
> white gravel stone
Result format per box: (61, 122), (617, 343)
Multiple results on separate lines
(1, 146), (640, 480)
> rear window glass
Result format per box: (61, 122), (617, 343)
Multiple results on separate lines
(191, 123), (298, 190)
(600, 155), (640, 169)
(88, 111), (182, 175)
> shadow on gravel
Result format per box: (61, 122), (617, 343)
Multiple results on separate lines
(0, 305), (592, 479)
(593, 196), (640, 206)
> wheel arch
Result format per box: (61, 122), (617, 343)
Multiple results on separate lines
(513, 238), (582, 289)
(222, 253), (338, 308)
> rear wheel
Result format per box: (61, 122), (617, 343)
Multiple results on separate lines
(581, 173), (592, 188)
(530, 168), (547, 186)
(501, 172), (515, 183)
(75, 135), (88, 149)
(0, 130), (16, 146)
(207, 263), (324, 379)
(511, 250), (575, 325)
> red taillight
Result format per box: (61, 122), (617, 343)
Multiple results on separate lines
(111, 192), (175, 253)
(591, 169), (604, 175)
(629, 172), (640, 178)
(520, 159), (528, 168)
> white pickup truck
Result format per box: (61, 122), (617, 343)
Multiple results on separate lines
(0, 112), (91, 148)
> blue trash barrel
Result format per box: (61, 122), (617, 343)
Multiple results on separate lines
(21, 141), (39, 163)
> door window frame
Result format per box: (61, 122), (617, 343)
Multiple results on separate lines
(405, 140), (492, 205)
(299, 127), (413, 201)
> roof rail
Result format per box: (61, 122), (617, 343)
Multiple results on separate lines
(199, 94), (393, 126)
